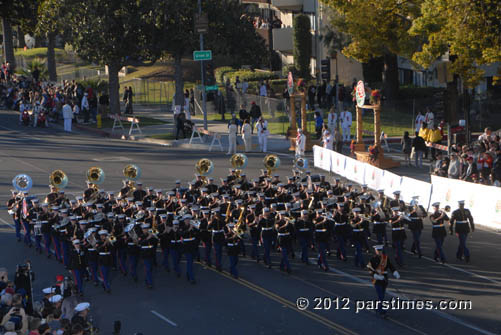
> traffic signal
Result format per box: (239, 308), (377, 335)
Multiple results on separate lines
(321, 59), (331, 81)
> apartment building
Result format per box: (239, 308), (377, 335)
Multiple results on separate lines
(241, 0), (363, 85)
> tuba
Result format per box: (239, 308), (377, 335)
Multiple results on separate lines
(50, 170), (68, 190)
(195, 158), (214, 183)
(263, 154), (280, 175)
(87, 167), (105, 186)
(294, 157), (308, 172)
(12, 174), (33, 192)
(230, 153), (248, 178)
(123, 164), (141, 196)
(86, 167), (105, 201)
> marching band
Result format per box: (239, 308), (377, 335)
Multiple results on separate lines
(6, 155), (475, 304)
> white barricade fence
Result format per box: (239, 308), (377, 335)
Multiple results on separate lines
(313, 145), (333, 172)
(330, 149), (346, 176)
(344, 156), (366, 185)
(381, 171), (403, 198)
(364, 164), (385, 191)
(431, 175), (501, 230)
(400, 177), (432, 211)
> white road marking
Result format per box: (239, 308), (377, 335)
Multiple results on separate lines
(306, 257), (496, 335)
(151, 310), (178, 327)
(0, 217), (15, 229)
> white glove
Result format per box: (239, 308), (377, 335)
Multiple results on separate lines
(373, 274), (385, 281)
(393, 271), (400, 279)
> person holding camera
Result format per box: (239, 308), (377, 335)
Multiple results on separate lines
(1, 303), (28, 334)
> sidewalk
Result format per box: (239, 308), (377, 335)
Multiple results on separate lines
(70, 103), (434, 181)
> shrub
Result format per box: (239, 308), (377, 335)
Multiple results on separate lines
(215, 66), (235, 84)
(16, 58), (49, 80)
(78, 78), (109, 93)
(293, 15), (312, 79)
(224, 69), (278, 83)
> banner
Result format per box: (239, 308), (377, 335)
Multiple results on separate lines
(381, 171), (403, 198)
(344, 156), (366, 185)
(313, 146), (332, 172)
(330, 150), (346, 176)
(400, 176), (432, 210)
(313, 145), (322, 169)
(364, 164), (384, 191)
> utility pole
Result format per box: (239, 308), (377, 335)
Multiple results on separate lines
(198, 0), (208, 130)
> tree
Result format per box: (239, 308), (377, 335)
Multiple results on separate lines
(410, 0), (501, 88)
(321, 0), (423, 99)
(37, 0), (66, 82)
(293, 15), (312, 79)
(47, 0), (157, 115)
(151, 0), (268, 107)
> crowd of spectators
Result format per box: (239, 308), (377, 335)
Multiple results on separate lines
(0, 266), (95, 335)
(426, 127), (501, 186)
(0, 67), (109, 129)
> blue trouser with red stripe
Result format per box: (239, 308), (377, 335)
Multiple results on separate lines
(214, 242), (223, 268)
(72, 269), (84, 293)
(229, 255), (238, 278)
(129, 254), (138, 279)
(52, 236), (62, 261)
(43, 233), (52, 256)
(317, 241), (329, 269)
(99, 265), (111, 290)
(117, 248), (128, 274)
(162, 248), (170, 270)
(143, 258), (153, 286)
(88, 260), (99, 284)
(185, 252), (195, 281)
(61, 240), (70, 267)
(13, 218), (21, 240)
(21, 219), (32, 246)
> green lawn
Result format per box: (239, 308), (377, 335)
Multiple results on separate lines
(148, 133), (177, 140)
(191, 108), (413, 138)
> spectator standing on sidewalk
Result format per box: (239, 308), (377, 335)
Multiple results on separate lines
(429, 125), (443, 161)
(315, 111), (324, 139)
(62, 100), (73, 132)
(412, 131), (426, 168)
(334, 126), (343, 153)
(401, 131), (412, 166)
(448, 154), (460, 179)
(241, 119), (252, 152)
(256, 117), (269, 153)
(249, 101), (261, 133)
(98, 92), (109, 117)
(175, 110), (186, 140)
(81, 93), (89, 123)
(227, 120), (238, 155)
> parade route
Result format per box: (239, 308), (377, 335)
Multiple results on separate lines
(1, 110), (500, 335)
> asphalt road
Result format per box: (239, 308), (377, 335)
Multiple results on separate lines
(1, 109), (500, 335)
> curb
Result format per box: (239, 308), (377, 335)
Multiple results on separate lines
(74, 124), (122, 139)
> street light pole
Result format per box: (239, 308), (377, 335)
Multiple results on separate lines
(198, 0), (208, 130)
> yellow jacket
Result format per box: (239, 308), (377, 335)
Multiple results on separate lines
(429, 129), (442, 143)
(419, 128), (431, 141)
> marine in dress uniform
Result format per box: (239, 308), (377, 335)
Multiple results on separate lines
(139, 223), (157, 289)
(389, 207), (406, 266)
(275, 212), (292, 273)
(407, 197), (423, 258)
(69, 239), (87, 295)
(295, 210), (312, 265)
(429, 202), (448, 264)
(314, 211), (330, 271)
(226, 229), (241, 279)
(449, 200), (475, 262)
(259, 208), (275, 268)
(367, 245), (400, 318)
(181, 216), (198, 284)
(334, 203), (348, 261)
(351, 208), (366, 268)
(97, 230), (113, 293)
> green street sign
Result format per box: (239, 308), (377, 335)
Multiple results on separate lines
(193, 50), (212, 61)
(205, 85), (219, 91)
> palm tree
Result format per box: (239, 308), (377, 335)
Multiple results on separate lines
(16, 58), (49, 81)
